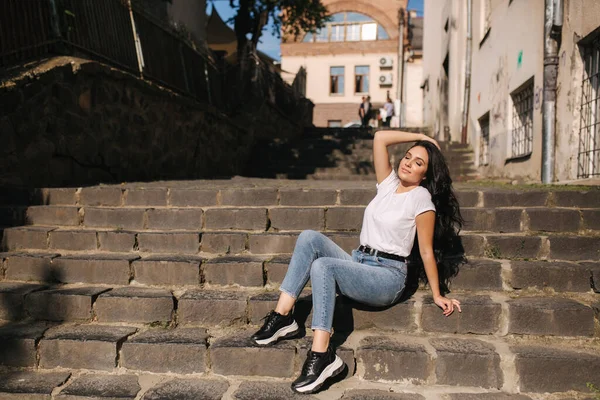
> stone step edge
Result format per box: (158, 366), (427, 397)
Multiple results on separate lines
(3, 321), (598, 353)
(1, 280), (597, 301)
(8, 204), (600, 211)
(7, 225), (600, 237)
(4, 228), (600, 263)
(2, 187), (599, 208)
(0, 369), (595, 400)
(3, 288), (597, 338)
(1, 252), (599, 294)
(2, 323), (599, 394)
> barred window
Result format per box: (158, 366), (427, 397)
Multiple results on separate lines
(578, 34), (600, 178)
(330, 66), (345, 95)
(479, 113), (490, 166)
(510, 80), (534, 158)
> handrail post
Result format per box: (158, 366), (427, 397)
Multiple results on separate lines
(48, 0), (66, 54)
(178, 43), (190, 94)
(127, 0), (144, 78)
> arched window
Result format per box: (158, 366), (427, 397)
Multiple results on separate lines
(303, 12), (390, 43)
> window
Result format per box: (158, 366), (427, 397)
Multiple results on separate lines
(480, 0), (492, 45)
(510, 79), (534, 158)
(347, 24), (360, 41)
(316, 28), (328, 42)
(330, 66), (345, 95)
(479, 113), (490, 166)
(355, 66), (369, 93)
(361, 23), (377, 41)
(328, 120), (342, 128)
(578, 34), (600, 178)
(302, 12), (390, 43)
(331, 24), (345, 42)
(377, 26), (390, 40)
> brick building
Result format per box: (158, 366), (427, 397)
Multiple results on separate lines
(281, 0), (423, 127)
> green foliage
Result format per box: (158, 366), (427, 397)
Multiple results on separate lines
(484, 245), (501, 259)
(224, 0), (330, 52)
(588, 382), (600, 399)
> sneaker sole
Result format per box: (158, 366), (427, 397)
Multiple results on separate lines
(292, 355), (345, 394)
(254, 320), (299, 345)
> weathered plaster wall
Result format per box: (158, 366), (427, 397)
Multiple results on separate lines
(469, 0), (545, 181)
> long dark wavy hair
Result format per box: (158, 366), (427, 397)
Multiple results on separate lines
(398, 140), (466, 297)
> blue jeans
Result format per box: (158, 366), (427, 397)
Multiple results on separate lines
(279, 230), (408, 333)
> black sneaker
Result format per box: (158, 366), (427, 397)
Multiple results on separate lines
(291, 346), (345, 394)
(251, 310), (299, 345)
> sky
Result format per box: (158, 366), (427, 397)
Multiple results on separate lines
(208, 0), (424, 61)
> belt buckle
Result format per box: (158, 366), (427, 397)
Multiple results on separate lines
(369, 248), (377, 256)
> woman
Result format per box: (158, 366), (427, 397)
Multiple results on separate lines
(251, 130), (464, 394)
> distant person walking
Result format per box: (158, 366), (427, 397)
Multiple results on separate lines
(383, 97), (394, 127)
(358, 96), (365, 123)
(359, 96), (372, 128)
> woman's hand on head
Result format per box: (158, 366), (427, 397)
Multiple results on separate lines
(433, 295), (461, 317)
(421, 134), (441, 150)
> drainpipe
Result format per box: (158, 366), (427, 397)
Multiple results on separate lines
(396, 8), (405, 127)
(542, 0), (562, 183)
(460, 0), (473, 144)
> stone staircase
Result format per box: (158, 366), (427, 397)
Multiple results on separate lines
(246, 128), (480, 182)
(0, 180), (599, 399)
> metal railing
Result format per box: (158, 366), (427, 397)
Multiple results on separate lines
(0, 0), (309, 123)
(60, 0), (139, 72)
(0, 0), (55, 67)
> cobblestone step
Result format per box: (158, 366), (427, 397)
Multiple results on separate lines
(0, 369), (583, 400)
(2, 284), (597, 338)
(2, 185), (599, 209)
(2, 250), (599, 292)
(16, 203), (600, 233)
(0, 322), (598, 395)
(3, 227), (600, 261)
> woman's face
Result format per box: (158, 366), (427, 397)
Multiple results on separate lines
(398, 145), (429, 184)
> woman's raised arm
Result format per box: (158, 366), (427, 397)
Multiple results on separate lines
(372, 130), (438, 184)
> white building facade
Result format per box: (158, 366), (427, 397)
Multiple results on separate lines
(422, 0), (600, 182)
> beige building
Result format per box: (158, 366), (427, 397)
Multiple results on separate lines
(281, 0), (424, 127)
(422, 0), (600, 182)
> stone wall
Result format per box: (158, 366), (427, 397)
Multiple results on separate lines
(0, 57), (306, 187)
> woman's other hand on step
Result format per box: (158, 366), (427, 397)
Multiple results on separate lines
(433, 295), (461, 317)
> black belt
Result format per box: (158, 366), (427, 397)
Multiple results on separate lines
(357, 245), (406, 263)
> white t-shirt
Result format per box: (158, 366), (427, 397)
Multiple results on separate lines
(359, 169), (436, 257)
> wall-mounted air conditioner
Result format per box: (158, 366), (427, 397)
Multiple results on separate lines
(379, 73), (393, 85)
(379, 56), (394, 67)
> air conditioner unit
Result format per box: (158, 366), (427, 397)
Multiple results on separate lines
(379, 73), (393, 85)
(379, 56), (394, 67)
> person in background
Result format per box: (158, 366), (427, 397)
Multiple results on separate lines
(359, 95), (372, 128)
(383, 97), (394, 127)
